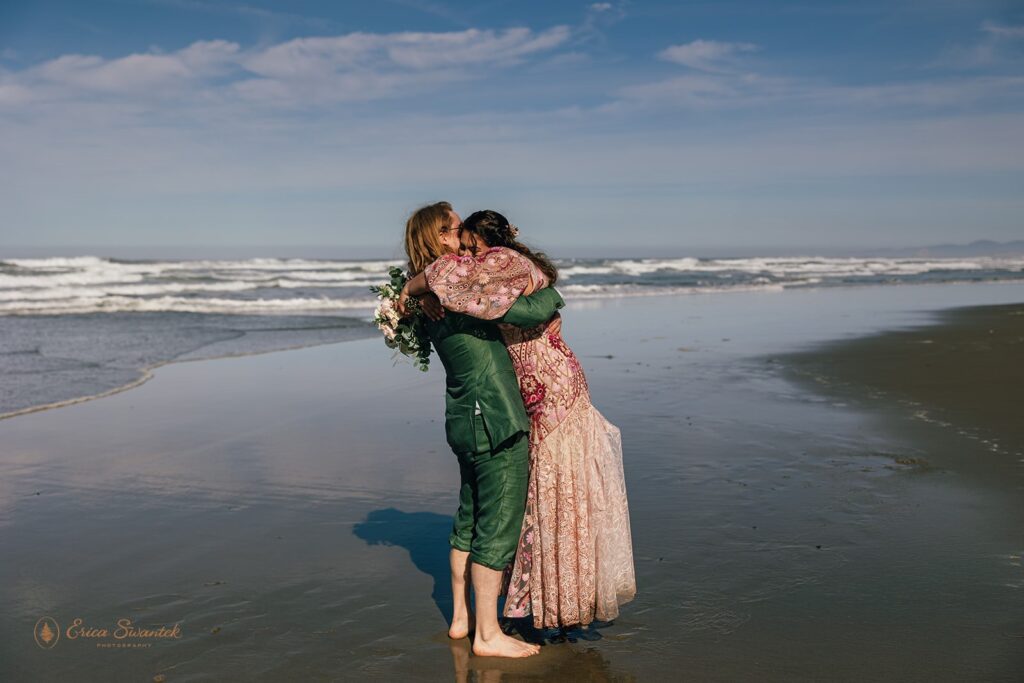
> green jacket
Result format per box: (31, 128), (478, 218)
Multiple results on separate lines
(425, 287), (565, 456)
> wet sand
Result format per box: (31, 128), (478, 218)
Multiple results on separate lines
(2, 282), (1024, 681)
(768, 302), (1024, 469)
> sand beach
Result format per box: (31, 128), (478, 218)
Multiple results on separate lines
(2, 281), (1023, 681)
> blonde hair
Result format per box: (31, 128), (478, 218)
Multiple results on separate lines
(404, 201), (453, 275)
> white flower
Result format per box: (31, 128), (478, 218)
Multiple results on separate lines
(368, 273), (432, 371)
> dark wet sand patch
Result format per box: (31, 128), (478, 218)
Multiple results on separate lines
(766, 302), (1024, 462)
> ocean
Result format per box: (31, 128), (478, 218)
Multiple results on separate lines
(2, 253), (1023, 419)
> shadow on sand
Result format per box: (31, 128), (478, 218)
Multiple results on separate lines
(353, 508), (630, 680)
(352, 507), (622, 645)
(352, 507), (456, 623)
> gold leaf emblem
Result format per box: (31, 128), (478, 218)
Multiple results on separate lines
(34, 616), (60, 649)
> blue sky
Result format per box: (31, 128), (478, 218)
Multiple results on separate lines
(1, 0), (1022, 257)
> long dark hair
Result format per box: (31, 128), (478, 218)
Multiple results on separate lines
(461, 210), (558, 286)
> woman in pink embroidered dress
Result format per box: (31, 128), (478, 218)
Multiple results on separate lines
(406, 209), (636, 630)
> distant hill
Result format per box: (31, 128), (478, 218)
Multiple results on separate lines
(850, 239), (1024, 258)
(646, 239), (1024, 260)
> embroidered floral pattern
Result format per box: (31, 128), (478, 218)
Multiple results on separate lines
(424, 246), (637, 629)
(518, 374), (547, 415)
(423, 248), (534, 320)
(501, 395), (636, 628)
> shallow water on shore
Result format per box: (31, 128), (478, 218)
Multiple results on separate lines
(2, 281), (1023, 681)
(0, 312), (376, 419)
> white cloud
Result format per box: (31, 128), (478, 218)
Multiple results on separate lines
(384, 26), (571, 69)
(0, 82), (33, 107)
(230, 26), (570, 106)
(621, 33), (1024, 112)
(657, 39), (759, 72)
(616, 68), (1024, 112)
(176, 39), (243, 71)
(925, 21), (1024, 69)
(23, 40), (240, 95)
(241, 34), (377, 80)
(1, 26), (570, 107)
(980, 21), (1024, 40)
(582, 0), (627, 35)
(813, 75), (1024, 108)
(231, 65), (471, 106)
(617, 73), (746, 108)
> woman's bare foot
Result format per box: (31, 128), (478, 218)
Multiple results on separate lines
(472, 631), (540, 658)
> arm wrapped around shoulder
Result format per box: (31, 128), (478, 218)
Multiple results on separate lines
(424, 248), (535, 320)
(498, 287), (565, 328)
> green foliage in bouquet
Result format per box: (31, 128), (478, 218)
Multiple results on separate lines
(370, 267), (433, 372)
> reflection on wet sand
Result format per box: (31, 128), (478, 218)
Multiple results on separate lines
(446, 624), (631, 682)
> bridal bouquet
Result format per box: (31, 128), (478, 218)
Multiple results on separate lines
(370, 267), (433, 372)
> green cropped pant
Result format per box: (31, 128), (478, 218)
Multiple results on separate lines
(449, 415), (529, 571)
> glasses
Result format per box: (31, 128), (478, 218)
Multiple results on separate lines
(439, 225), (462, 235)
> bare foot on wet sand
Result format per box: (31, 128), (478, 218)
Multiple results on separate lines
(472, 631), (540, 658)
(448, 612), (475, 639)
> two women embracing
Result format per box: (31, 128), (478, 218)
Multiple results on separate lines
(396, 201), (636, 658)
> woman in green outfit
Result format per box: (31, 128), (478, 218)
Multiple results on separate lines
(400, 201), (565, 658)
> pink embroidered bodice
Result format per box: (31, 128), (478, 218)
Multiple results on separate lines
(423, 247), (589, 442)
